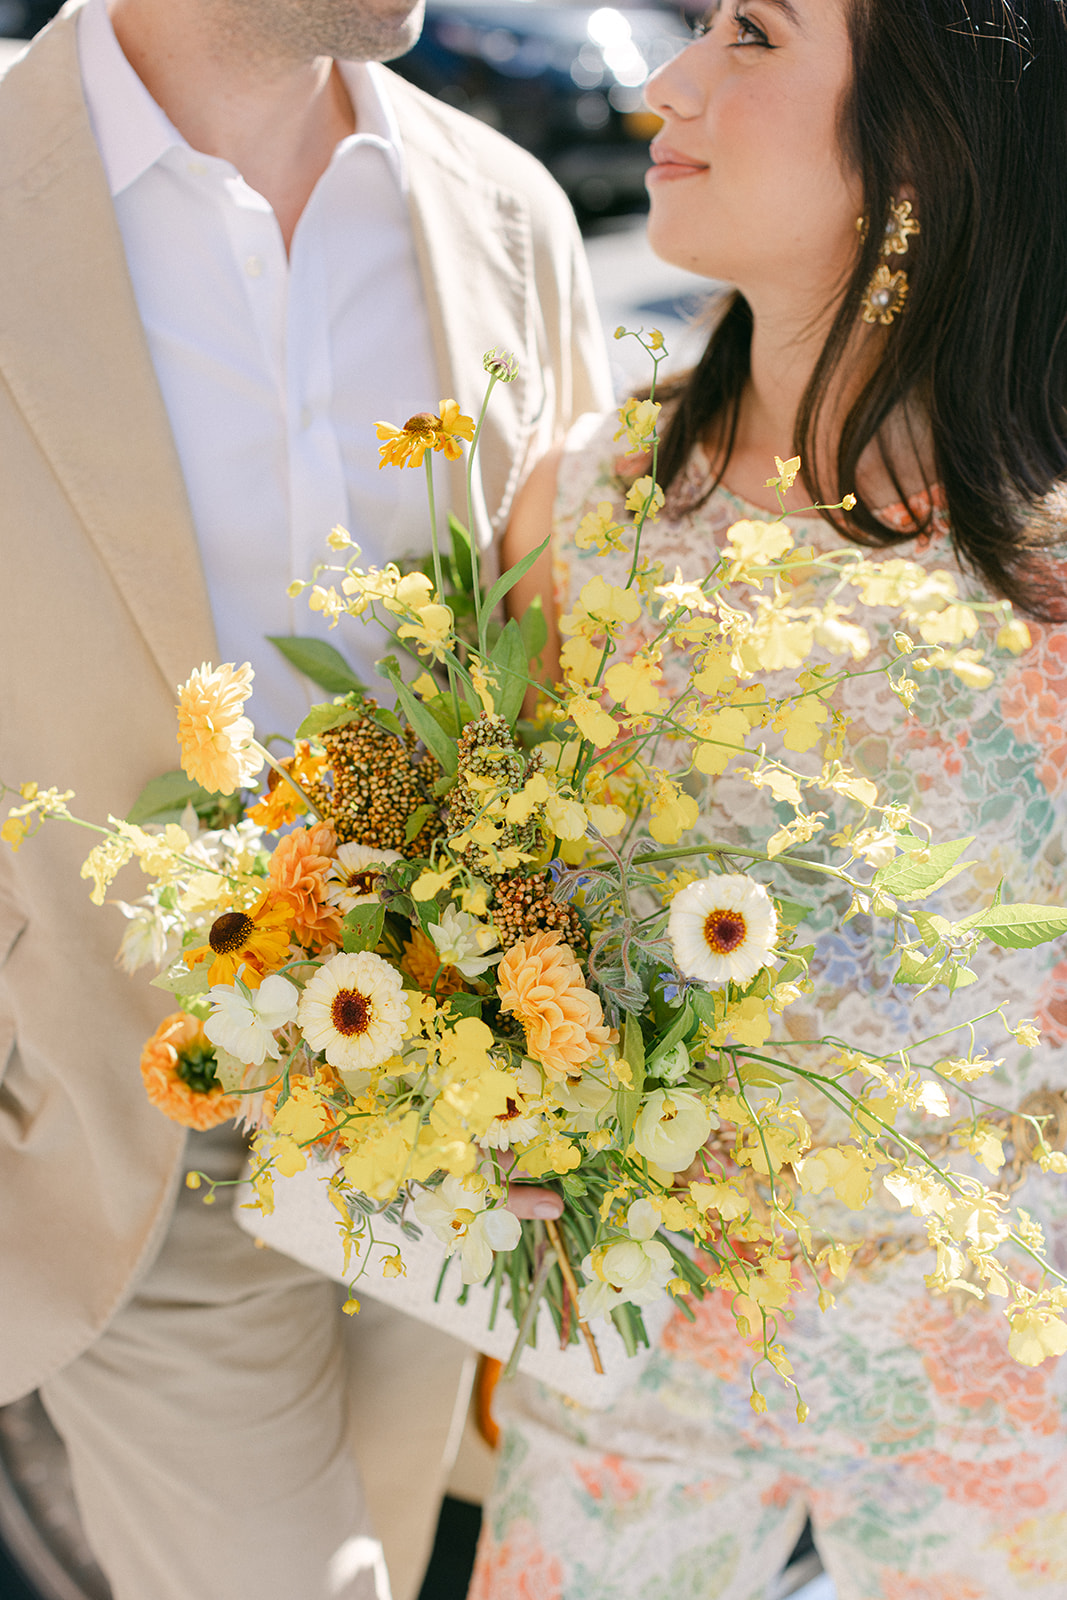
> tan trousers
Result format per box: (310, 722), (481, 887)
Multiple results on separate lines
(40, 1126), (470, 1600)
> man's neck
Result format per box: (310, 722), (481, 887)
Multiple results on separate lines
(108, 0), (356, 251)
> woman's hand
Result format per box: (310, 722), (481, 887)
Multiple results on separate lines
(505, 1182), (564, 1221)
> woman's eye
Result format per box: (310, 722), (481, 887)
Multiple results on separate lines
(731, 8), (771, 46)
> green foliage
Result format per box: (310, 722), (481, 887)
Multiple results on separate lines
(341, 902), (386, 953)
(872, 836), (974, 900)
(483, 535), (549, 617)
(957, 902), (1067, 949)
(616, 1011), (647, 1146)
(490, 617), (528, 727)
(126, 770), (215, 825)
(268, 635), (366, 696)
(295, 700), (364, 740)
(378, 657), (458, 774)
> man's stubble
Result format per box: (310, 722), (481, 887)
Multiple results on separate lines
(203, 0), (426, 66)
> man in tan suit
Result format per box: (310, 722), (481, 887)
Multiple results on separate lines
(0, 0), (609, 1594)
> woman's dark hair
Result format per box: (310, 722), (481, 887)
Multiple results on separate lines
(656, 0), (1067, 617)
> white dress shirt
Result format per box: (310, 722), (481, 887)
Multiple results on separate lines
(78, 0), (440, 735)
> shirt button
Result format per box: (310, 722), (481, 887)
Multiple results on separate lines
(245, 255), (264, 278)
(299, 405), (313, 429)
(187, 160), (207, 176)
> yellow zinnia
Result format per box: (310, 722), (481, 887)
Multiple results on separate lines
(184, 890), (293, 989)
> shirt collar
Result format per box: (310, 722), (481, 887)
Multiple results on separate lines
(77, 0), (407, 199)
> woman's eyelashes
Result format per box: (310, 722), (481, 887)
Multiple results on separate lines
(688, 7), (774, 49)
(731, 9), (773, 48)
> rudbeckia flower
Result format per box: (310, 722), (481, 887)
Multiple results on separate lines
(184, 890), (293, 990)
(376, 399), (475, 469)
(668, 873), (778, 987)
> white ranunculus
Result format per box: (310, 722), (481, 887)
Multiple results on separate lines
(204, 973), (299, 1066)
(632, 1088), (714, 1172)
(668, 873), (777, 987)
(413, 1175), (522, 1283)
(427, 904), (502, 979)
(577, 1205), (675, 1321)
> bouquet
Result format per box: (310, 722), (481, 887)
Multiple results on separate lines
(8, 336), (1067, 1415)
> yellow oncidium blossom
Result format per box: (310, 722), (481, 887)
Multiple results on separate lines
(568, 693), (620, 749)
(796, 1144), (878, 1209)
(691, 705), (749, 777)
(604, 649), (667, 715)
(766, 811), (827, 859)
(614, 396), (661, 454)
(624, 476), (665, 520)
(1008, 1305), (1067, 1366)
(654, 567), (716, 618)
(772, 689), (831, 753)
(576, 501), (628, 555)
(648, 772), (698, 844)
(705, 995), (776, 1049)
(397, 602), (455, 663)
(560, 575), (643, 640)
(996, 616), (1032, 655)
(725, 519), (795, 576)
(376, 399), (475, 468)
(560, 634), (605, 685)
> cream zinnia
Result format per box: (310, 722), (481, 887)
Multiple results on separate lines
(668, 873), (777, 987)
(297, 951), (410, 1074)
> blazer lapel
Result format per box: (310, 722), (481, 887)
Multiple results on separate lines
(0, 10), (217, 694)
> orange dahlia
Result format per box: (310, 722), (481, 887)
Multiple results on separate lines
(140, 1012), (240, 1130)
(496, 931), (613, 1081)
(267, 822), (342, 949)
(403, 926), (465, 997)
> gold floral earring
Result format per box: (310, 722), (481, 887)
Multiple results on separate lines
(858, 197), (920, 325)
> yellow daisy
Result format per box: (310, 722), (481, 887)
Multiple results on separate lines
(376, 399), (475, 470)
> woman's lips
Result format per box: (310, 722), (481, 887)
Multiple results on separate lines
(646, 142), (708, 183)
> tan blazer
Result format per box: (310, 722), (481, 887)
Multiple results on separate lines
(0, 4), (611, 1402)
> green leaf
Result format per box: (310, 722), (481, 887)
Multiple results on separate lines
(127, 770), (216, 823)
(616, 1011), (647, 1148)
(773, 897), (812, 929)
(377, 659), (457, 774)
(893, 947), (943, 987)
(150, 961), (210, 1001)
(490, 617), (529, 728)
(341, 902), (386, 953)
(872, 837), (974, 901)
(448, 513), (474, 592)
(370, 705), (405, 740)
(519, 596), (548, 665)
(947, 963), (979, 992)
(445, 992), (482, 1020)
(687, 988), (719, 1031)
(404, 803), (436, 844)
(647, 1003), (695, 1072)
(484, 535), (549, 619)
(911, 908), (950, 947)
(268, 636), (366, 696)
(955, 902), (1067, 949)
(295, 702), (363, 740)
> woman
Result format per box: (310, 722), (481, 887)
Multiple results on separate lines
(474, 1), (1067, 1596)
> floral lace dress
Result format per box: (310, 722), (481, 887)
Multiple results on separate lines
(469, 412), (1067, 1600)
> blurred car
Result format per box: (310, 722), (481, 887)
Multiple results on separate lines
(392, 0), (693, 218)
(3, 0), (690, 221)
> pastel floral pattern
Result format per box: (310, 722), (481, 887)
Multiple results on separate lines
(470, 412), (1067, 1600)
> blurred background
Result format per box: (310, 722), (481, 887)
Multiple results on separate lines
(0, 6), (830, 1599)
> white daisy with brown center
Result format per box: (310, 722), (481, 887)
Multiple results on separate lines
(297, 950), (410, 1072)
(668, 873), (777, 987)
(323, 843), (402, 914)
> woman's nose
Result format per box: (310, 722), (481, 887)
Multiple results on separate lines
(644, 39), (704, 121)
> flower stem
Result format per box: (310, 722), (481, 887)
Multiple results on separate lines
(252, 741), (325, 820)
(466, 373), (499, 658)
(503, 1232), (555, 1380)
(545, 1217), (604, 1374)
(424, 453), (463, 729)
